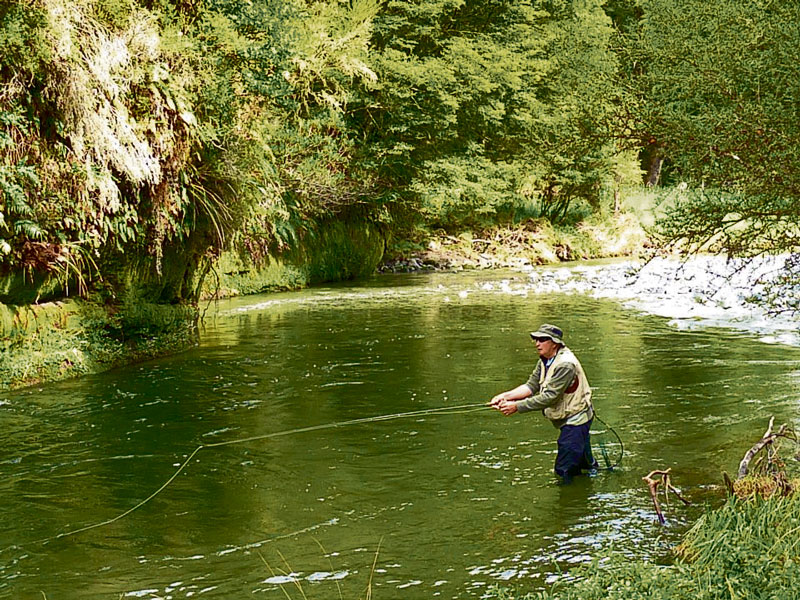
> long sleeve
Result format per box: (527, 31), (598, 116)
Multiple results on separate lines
(516, 362), (576, 413)
(524, 361), (542, 395)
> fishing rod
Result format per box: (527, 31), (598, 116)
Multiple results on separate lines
(19, 401), (623, 548)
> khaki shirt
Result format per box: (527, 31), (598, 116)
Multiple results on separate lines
(515, 347), (593, 427)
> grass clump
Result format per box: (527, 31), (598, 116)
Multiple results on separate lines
(731, 475), (800, 500)
(490, 493), (800, 600)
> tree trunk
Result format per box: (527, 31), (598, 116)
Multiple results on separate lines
(646, 151), (664, 187)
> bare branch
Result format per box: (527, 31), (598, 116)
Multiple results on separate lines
(737, 417), (790, 479)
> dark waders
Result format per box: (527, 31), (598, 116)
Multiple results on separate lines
(555, 418), (598, 483)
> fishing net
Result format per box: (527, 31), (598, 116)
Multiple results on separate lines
(590, 414), (624, 471)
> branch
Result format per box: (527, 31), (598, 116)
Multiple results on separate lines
(737, 417), (789, 479)
(643, 468), (691, 525)
(643, 469), (667, 524)
(642, 469), (669, 525)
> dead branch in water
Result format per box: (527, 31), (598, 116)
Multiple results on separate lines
(642, 468), (691, 525)
(737, 417), (794, 479)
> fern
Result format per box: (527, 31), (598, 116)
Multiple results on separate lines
(0, 164), (37, 217)
(14, 164), (39, 186)
(14, 219), (44, 240)
(0, 109), (29, 131)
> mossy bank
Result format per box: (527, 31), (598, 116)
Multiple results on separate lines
(1, 218), (388, 391)
(204, 219), (386, 298)
(0, 299), (197, 392)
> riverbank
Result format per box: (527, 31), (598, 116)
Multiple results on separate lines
(0, 300), (197, 391)
(0, 216), (386, 391)
(202, 213), (648, 300)
(379, 213), (648, 273)
(489, 484), (800, 600)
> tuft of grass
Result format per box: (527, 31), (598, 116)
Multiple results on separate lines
(258, 550), (307, 600)
(257, 539), (383, 600)
(488, 493), (800, 600)
(732, 475), (800, 499)
(364, 537), (382, 600)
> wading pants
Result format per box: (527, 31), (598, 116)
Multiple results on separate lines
(554, 419), (598, 482)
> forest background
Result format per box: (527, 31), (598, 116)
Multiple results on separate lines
(2, 0), (799, 386)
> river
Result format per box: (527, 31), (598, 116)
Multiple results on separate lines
(2, 265), (799, 599)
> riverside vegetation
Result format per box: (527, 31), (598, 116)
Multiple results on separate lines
(3, 0), (799, 386)
(2, 1), (800, 596)
(489, 424), (800, 600)
(487, 495), (800, 600)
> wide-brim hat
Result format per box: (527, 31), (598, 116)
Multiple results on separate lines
(530, 323), (564, 345)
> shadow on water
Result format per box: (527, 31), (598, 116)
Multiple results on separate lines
(2, 270), (800, 598)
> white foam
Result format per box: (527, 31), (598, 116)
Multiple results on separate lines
(524, 255), (800, 346)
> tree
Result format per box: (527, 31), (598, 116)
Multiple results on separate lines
(352, 0), (623, 230)
(629, 0), (800, 297)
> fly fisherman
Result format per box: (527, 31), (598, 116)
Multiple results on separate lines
(490, 323), (598, 483)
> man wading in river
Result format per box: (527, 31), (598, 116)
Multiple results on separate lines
(491, 324), (598, 483)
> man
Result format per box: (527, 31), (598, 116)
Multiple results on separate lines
(491, 323), (598, 482)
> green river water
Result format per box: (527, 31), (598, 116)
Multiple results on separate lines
(2, 269), (799, 599)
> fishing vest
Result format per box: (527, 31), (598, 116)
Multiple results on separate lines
(540, 346), (592, 422)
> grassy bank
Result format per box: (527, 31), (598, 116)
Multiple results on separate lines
(0, 299), (197, 391)
(488, 479), (800, 600)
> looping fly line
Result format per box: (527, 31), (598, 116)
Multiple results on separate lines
(36, 403), (491, 545)
(25, 402), (623, 547)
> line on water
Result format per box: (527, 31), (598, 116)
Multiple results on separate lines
(21, 403), (491, 547)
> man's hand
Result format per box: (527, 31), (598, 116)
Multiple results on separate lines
(489, 392), (508, 408)
(497, 399), (518, 416)
(490, 394), (518, 415)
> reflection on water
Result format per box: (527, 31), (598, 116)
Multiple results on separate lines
(1, 270), (799, 599)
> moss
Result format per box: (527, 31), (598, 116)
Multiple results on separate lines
(0, 270), (64, 305)
(0, 299), (197, 391)
(304, 219), (386, 283)
(204, 218), (386, 298)
(205, 252), (309, 298)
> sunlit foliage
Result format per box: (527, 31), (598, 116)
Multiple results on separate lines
(3, 0), (800, 306)
(626, 1), (800, 281)
(356, 0), (629, 229)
